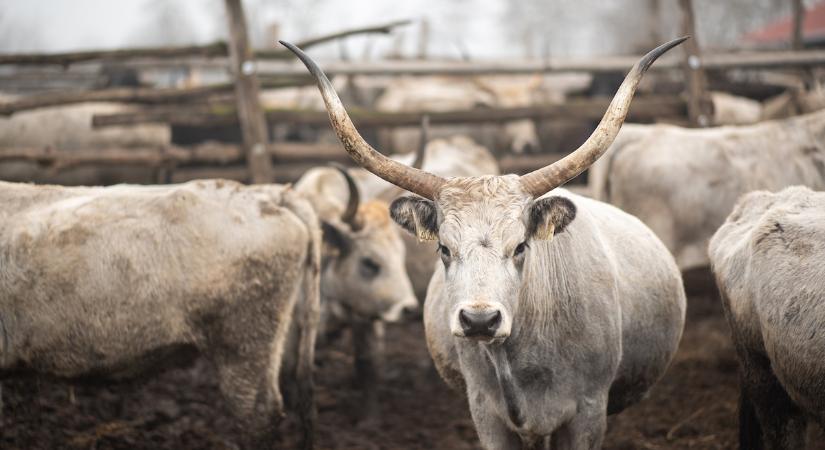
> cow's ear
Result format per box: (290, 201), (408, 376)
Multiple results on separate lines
(526, 196), (576, 240)
(321, 221), (352, 254)
(390, 196), (438, 241)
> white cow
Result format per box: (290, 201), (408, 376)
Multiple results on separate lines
(284, 36), (687, 449)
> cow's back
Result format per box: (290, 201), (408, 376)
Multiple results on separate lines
(605, 111), (825, 270)
(0, 179), (311, 378)
(710, 186), (825, 419)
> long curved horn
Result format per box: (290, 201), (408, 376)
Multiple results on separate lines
(519, 36), (688, 197)
(281, 41), (446, 200)
(412, 114), (429, 170)
(330, 163), (361, 230)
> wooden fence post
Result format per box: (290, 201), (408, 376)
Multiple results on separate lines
(679, 0), (713, 127)
(792, 0), (805, 50)
(224, 0), (273, 183)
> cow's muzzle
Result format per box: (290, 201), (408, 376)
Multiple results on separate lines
(459, 309), (502, 339)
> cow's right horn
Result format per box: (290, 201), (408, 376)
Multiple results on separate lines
(519, 36), (688, 197)
(330, 163), (362, 231)
(281, 41), (446, 201)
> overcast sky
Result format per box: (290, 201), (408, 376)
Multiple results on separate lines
(0, 0), (817, 58)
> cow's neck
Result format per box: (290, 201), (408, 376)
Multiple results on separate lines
(482, 343), (525, 428)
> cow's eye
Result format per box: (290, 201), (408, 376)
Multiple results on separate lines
(438, 243), (451, 259)
(359, 257), (380, 278)
(513, 242), (528, 257)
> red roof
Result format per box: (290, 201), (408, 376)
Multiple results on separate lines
(742, 2), (825, 44)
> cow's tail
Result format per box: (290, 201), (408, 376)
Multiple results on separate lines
(738, 381), (763, 450)
(283, 189), (321, 450)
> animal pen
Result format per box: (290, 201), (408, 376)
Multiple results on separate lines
(1, 0), (824, 188)
(3, 0), (825, 449)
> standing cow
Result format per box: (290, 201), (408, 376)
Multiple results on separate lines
(710, 186), (825, 450)
(283, 36), (687, 449)
(589, 109), (825, 271)
(0, 179), (320, 449)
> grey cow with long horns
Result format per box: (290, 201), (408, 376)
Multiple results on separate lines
(282, 37), (688, 449)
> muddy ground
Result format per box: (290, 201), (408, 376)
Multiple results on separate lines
(3, 291), (824, 449)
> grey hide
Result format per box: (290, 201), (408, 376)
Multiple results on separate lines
(0, 179), (321, 450)
(589, 109), (825, 271)
(710, 186), (825, 450)
(421, 179), (685, 448)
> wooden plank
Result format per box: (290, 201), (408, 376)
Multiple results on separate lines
(0, 146), (225, 170)
(92, 95), (687, 128)
(679, 0), (713, 127)
(259, 49), (825, 77)
(224, 0), (273, 183)
(0, 77), (314, 116)
(0, 20), (411, 67)
(171, 163), (328, 184)
(0, 42), (228, 67)
(0, 144), (597, 184)
(170, 153), (574, 184)
(499, 153), (564, 175)
(0, 142), (349, 170)
(0, 86), (232, 116)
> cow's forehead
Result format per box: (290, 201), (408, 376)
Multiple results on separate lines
(436, 175), (531, 212)
(435, 175), (532, 241)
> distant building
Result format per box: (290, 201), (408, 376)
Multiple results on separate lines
(741, 2), (825, 48)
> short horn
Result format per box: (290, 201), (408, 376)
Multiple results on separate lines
(280, 40), (446, 200)
(330, 163), (361, 231)
(519, 36), (688, 197)
(412, 114), (429, 170)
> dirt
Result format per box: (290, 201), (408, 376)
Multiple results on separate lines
(3, 292), (824, 450)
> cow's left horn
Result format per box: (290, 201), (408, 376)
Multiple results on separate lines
(281, 41), (446, 201)
(330, 163), (362, 231)
(519, 36), (688, 197)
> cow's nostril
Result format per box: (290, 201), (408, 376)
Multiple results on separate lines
(459, 309), (473, 332)
(488, 310), (502, 331)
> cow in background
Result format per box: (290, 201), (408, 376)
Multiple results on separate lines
(589, 109), (825, 272)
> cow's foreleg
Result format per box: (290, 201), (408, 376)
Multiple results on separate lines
(352, 319), (383, 424)
(739, 350), (806, 450)
(549, 400), (607, 450)
(213, 349), (285, 450)
(209, 303), (296, 449)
